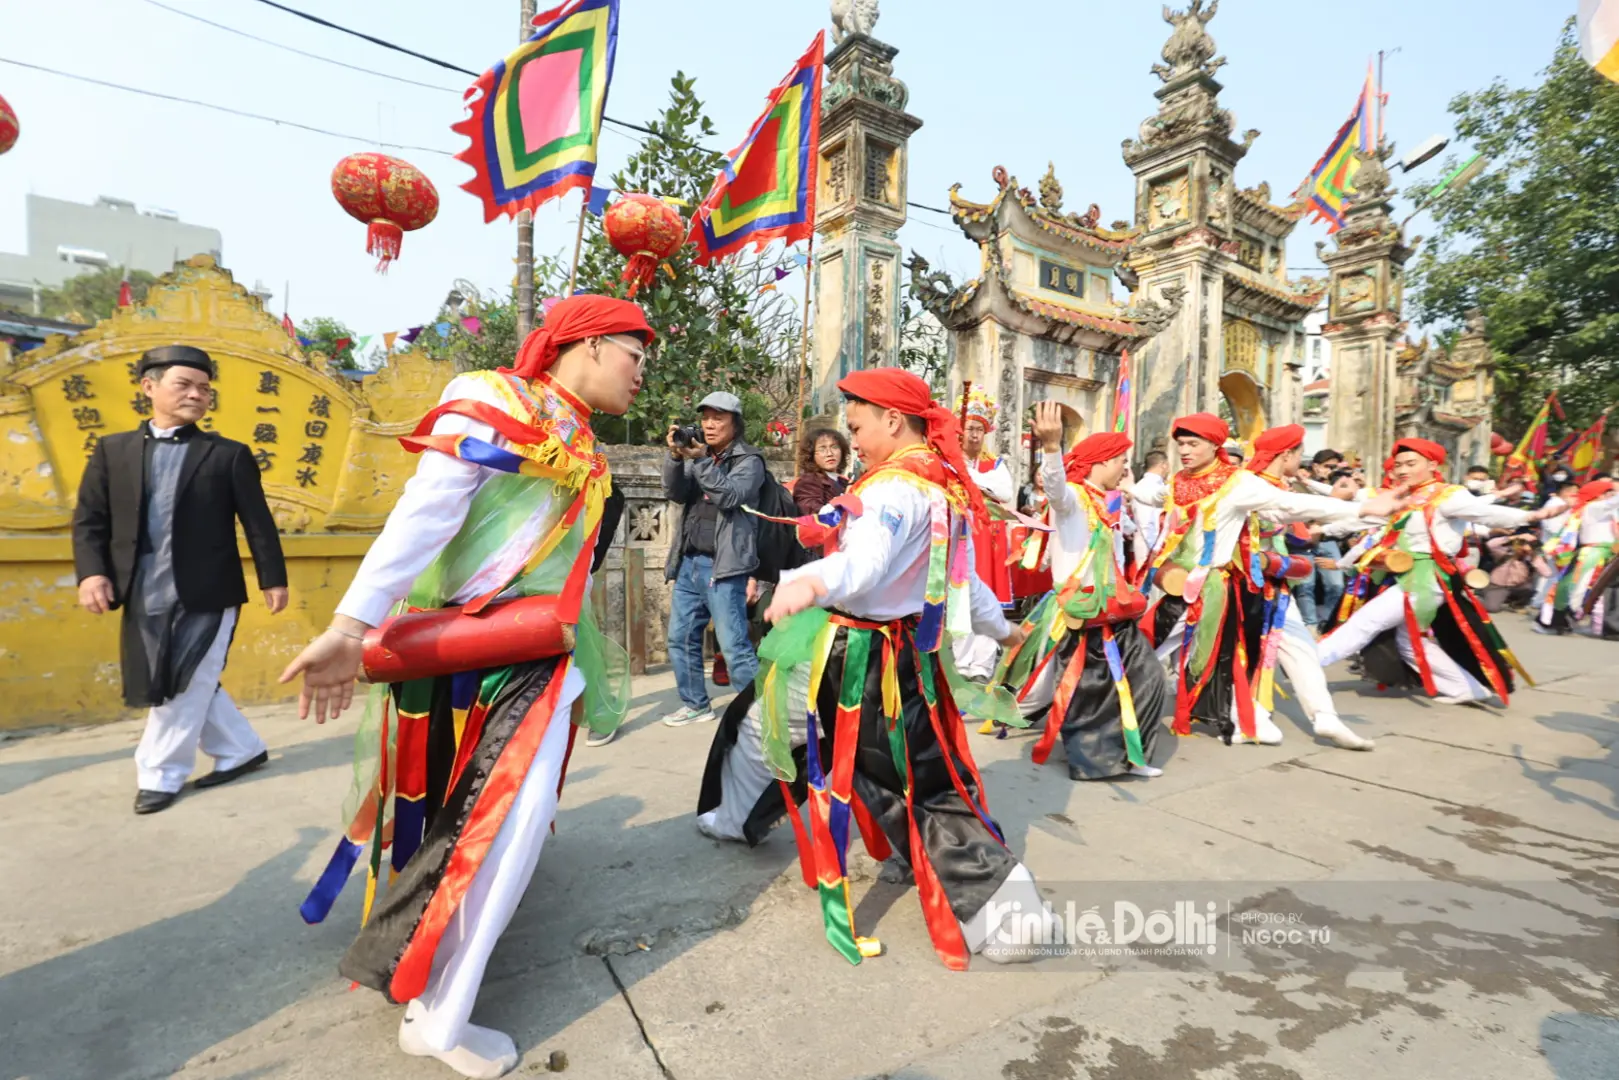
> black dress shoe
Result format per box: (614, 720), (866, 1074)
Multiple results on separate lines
(134, 789), (178, 815)
(193, 749), (271, 789)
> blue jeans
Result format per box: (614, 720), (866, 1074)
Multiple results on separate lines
(667, 553), (758, 711)
(1314, 540), (1345, 628)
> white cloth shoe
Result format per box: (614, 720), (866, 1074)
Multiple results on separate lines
(1432, 692), (1489, 707)
(399, 1003), (519, 1079)
(661, 705), (717, 727)
(1126, 763), (1164, 778)
(1232, 710), (1285, 746)
(695, 810), (746, 843)
(1312, 713), (1374, 751)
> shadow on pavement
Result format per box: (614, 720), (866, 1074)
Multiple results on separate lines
(0, 745), (131, 798)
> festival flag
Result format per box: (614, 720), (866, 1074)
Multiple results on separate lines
(1296, 64), (1375, 233)
(281, 313), (297, 339)
(1501, 394), (1557, 490)
(688, 32), (824, 264)
(401, 326), (424, 344)
(1567, 413), (1610, 482)
(453, 0), (619, 223)
(1111, 349), (1132, 435)
(117, 271), (132, 309)
(383, 331), (398, 351)
(586, 184), (612, 216)
(332, 336), (353, 353)
(1579, 0), (1619, 82)
(461, 316), (483, 335)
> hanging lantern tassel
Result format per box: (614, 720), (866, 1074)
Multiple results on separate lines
(367, 219), (404, 272)
(620, 250), (660, 298)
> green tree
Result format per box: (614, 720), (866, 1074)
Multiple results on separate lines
(898, 297), (949, 395)
(298, 316), (360, 370)
(1407, 19), (1619, 435)
(36, 265), (156, 322)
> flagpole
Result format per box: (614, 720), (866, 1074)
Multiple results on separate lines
(515, 0), (537, 336)
(792, 237), (815, 479)
(566, 188), (590, 297)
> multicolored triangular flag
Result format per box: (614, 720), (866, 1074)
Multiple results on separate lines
(689, 31), (824, 264)
(1502, 393), (1557, 491)
(1567, 413), (1610, 482)
(454, 0), (620, 223)
(1296, 64), (1375, 233)
(1112, 349), (1132, 435)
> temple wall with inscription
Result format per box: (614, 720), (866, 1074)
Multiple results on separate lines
(0, 256), (728, 729)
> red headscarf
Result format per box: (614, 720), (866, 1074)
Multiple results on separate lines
(502, 295), (656, 379)
(1392, 437), (1448, 466)
(838, 368), (988, 524)
(1246, 424), (1305, 474)
(1577, 477), (1616, 507)
(1063, 431), (1131, 485)
(1171, 412), (1232, 465)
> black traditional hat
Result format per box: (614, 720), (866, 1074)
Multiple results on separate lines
(137, 345), (216, 379)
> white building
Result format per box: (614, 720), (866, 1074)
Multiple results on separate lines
(0, 194), (223, 313)
(1300, 300), (1332, 456)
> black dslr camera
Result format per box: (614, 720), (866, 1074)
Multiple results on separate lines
(672, 423), (705, 448)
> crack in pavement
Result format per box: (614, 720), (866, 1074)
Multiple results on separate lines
(1382, 730), (1619, 768)
(604, 955), (675, 1080)
(1147, 802), (1334, 871)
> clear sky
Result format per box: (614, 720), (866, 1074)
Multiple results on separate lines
(0, 0), (1572, 343)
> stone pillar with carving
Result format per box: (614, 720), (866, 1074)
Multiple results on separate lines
(810, 29), (923, 415)
(1320, 145), (1413, 467)
(1121, 0), (1254, 453)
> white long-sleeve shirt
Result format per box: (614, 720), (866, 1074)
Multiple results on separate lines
(784, 471), (1009, 638)
(1576, 492), (1619, 545)
(973, 456), (1015, 507)
(1340, 483), (1533, 566)
(1133, 468), (1370, 569)
(1131, 470), (1167, 554)
(336, 374), (556, 627)
(1039, 450), (1126, 585)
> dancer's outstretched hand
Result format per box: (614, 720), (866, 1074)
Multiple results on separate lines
(280, 627), (365, 723)
(764, 575), (826, 623)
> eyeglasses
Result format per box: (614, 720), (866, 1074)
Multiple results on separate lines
(603, 334), (650, 376)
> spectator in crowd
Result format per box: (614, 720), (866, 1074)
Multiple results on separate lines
(1481, 529), (1539, 612)
(1131, 450), (1170, 558)
(1293, 468), (1358, 630)
(792, 426), (851, 545)
(1309, 448), (1344, 484)
(1464, 465), (1495, 496)
(661, 392), (765, 729)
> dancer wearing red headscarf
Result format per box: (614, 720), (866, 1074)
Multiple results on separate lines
(282, 294), (652, 1078)
(1245, 425), (1374, 750)
(697, 367), (1058, 969)
(995, 404), (1169, 779)
(1131, 414), (1406, 745)
(1319, 438), (1556, 705)
(1535, 477), (1618, 634)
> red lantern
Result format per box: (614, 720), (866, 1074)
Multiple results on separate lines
(0, 93), (18, 157)
(330, 152), (439, 272)
(1490, 432), (1514, 457)
(602, 193), (686, 297)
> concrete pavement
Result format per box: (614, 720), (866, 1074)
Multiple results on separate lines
(1, 617), (1616, 1080)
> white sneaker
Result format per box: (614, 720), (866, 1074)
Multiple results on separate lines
(584, 726), (618, 747)
(1127, 763), (1164, 778)
(1312, 714), (1374, 751)
(1433, 692), (1488, 707)
(661, 705), (717, 727)
(399, 1004), (519, 1079)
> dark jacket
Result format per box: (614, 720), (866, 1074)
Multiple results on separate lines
(792, 470), (848, 517)
(72, 424), (287, 612)
(663, 436), (765, 583)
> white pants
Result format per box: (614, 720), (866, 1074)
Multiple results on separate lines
(951, 632), (1001, 681)
(1317, 584), (1490, 702)
(1273, 600), (1337, 722)
(410, 665), (582, 1053)
(702, 662), (811, 841)
(1153, 601), (1340, 725)
(134, 608), (266, 793)
(1018, 661), (1055, 721)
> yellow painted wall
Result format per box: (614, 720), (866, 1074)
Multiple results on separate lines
(0, 255), (452, 730)
(0, 535), (371, 727)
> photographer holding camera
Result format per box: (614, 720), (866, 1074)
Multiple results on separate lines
(661, 392), (765, 728)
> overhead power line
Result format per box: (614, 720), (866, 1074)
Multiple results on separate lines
(142, 0), (461, 93)
(0, 56), (457, 156)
